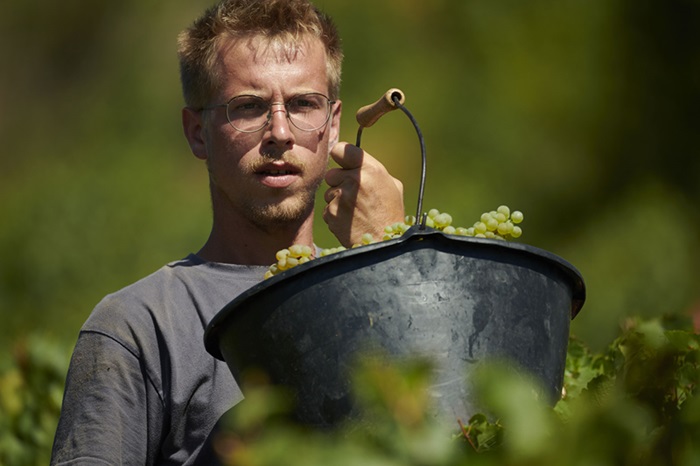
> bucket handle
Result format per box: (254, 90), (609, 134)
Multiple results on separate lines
(354, 89), (428, 228)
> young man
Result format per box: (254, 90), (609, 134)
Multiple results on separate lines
(51, 0), (404, 464)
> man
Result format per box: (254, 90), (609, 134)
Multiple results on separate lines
(50, 0), (404, 464)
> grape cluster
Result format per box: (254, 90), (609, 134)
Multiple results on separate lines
(460, 205), (523, 240)
(264, 205), (524, 278)
(263, 244), (314, 279)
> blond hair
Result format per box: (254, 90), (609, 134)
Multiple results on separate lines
(177, 0), (343, 108)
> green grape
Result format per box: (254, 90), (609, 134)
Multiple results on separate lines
(264, 205), (525, 278)
(276, 249), (290, 261)
(434, 213), (452, 229)
(497, 205), (510, 217)
(360, 233), (375, 245)
(497, 221), (512, 236)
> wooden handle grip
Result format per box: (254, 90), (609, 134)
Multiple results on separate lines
(355, 88), (406, 128)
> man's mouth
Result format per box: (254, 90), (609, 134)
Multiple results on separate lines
(255, 164), (301, 188)
(261, 169), (295, 176)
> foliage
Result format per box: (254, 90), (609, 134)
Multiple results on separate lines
(1, 318), (697, 464)
(0, 335), (70, 466)
(213, 317), (700, 466)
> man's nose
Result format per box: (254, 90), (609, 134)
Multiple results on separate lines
(265, 102), (294, 145)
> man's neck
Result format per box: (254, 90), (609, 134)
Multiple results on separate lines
(196, 214), (315, 266)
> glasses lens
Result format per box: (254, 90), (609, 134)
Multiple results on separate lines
(226, 96), (269, 132)
(287, 94), (331, 131)
(225, 93), (332, 132)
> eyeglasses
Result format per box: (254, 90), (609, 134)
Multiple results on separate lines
(202, 93), (336, 133)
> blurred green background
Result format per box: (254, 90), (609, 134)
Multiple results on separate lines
(2, 0), (698, 367)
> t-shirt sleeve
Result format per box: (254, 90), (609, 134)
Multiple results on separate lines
(51, 331), (163, 465)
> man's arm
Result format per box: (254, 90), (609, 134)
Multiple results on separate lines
(51, 332), (161, 465)
(323, 141), (405, 247)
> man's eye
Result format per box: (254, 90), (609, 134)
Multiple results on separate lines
(295, 99), (314, 107)
(289, 96), (321, 112)
(232, 101), (265, 112)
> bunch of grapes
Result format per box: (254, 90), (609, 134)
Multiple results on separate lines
(263, 244), (314, 279)
(264, 205), (524, 278)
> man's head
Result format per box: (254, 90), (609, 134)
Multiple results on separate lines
(177, 0), (343, 110)
(179, 0), (344, 242)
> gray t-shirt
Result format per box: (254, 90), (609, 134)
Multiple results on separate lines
(51, 254), (267, 465)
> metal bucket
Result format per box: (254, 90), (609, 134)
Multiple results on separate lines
(204, 227), (585, 427)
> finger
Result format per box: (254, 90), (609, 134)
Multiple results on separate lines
(325, 166), (359, 187)
(323, 186), (340, 204)
(330, 142), (364, 170)
(322, 200), (338, 223)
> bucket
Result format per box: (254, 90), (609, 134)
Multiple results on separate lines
(204, 226), (586, 427)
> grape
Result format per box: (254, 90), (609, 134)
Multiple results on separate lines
(286, 257), (299, 268)
(434, 213), (452, 229)
(264, 205), (525, 278)
(360, 233), (375, 245)
(497, 222), (510, 236)
(276, 249), (290, 261)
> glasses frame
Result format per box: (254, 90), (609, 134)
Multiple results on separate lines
(202, 92), (337, 133)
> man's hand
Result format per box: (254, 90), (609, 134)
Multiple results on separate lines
(323, 142), (404, 247)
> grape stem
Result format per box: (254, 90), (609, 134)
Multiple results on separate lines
(355, 91), (428, 228)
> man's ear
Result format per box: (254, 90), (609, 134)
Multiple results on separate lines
(182, 107), (208, 160)
(328, 100), (342, 149)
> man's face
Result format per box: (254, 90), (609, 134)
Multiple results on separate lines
(193, 35), (341, 232)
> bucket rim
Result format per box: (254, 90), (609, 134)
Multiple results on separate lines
(204, 227), (586, 360)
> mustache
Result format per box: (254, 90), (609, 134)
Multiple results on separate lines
(249, 151), (305, 171)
